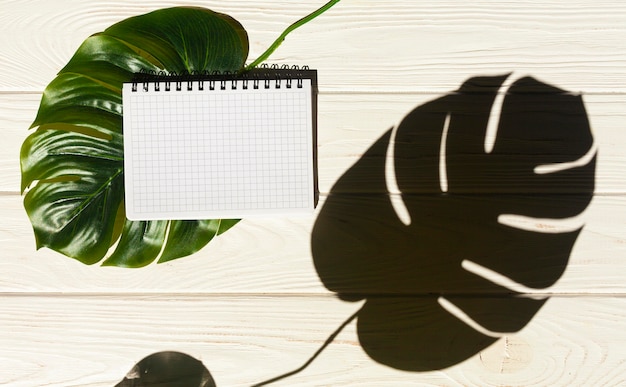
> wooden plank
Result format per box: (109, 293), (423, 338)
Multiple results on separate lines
(4, 93), (626, 194)
(0, 294), (624, 386)
(1, 193), (624, 294)
(1, 1), (625, 93)
(2, 1), (625, 385)
(3, 2), (625, 387)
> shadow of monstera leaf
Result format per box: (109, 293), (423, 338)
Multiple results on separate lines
(311, 74), (596, 370)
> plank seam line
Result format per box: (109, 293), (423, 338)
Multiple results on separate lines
(0, 292), (624, 298)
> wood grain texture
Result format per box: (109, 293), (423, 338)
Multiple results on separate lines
(4, 93), (626, 195)
(0, 295), (625, 387)
(1, 1), (625, 93)
(0, 193), (625, 294)
(2, 0), (626, 385)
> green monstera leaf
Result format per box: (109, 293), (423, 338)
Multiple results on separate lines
(21, 7), (247, 267)
(21, 2), (341, 267)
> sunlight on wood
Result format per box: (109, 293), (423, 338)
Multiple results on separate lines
(1, 0), (625, 385)
(483, 74), (509, 154)
(462, 259), (554, 297)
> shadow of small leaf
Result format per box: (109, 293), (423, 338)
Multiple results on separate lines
(115, 351), (216, 387)
(312, 74), (595, 370)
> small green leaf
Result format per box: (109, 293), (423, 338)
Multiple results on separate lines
(21, 128), (124, 263)
(103, 220), (169, 268)
(217, 219), (240, 235)
(61, 34), (162, 87)
(159, 219), (225, 264)
(31, 73), (123, 129)
(103, 7), (249, 73)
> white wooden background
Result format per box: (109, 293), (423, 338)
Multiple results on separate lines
(2, 0), (626, 385)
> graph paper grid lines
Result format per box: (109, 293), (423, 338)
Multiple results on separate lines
(122, 77), (315, 220)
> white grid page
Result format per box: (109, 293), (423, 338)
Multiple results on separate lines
(122, 78), (314, 220)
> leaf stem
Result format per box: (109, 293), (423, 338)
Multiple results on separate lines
(244, 0), (341, 71)
(250, 307), (359, 386)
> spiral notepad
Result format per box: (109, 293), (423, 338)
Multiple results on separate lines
(122, 66), (318, 220)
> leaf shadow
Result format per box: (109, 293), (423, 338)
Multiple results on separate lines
(311, 74), (596, 371)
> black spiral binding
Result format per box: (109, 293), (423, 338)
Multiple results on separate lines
(130, 64), (315, 92)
